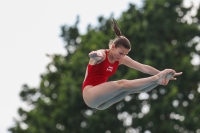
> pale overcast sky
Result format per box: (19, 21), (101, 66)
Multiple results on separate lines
(0, 0), (199, 133)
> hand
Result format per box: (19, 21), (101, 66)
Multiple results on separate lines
(88, 51), (103, 58)
(166, 70), (182, 80)
(157, 69), (175, 85)
(157, 69), (182, 85)
(170, 71), (183, 80)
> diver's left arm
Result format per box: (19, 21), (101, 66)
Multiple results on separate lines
(120, 55), (160, 75)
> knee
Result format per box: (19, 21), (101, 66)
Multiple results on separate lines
(116, 79), (129, 89)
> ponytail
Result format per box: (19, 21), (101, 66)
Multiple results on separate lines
(109, 18), (131, 50)
(111, 18), (123, 37)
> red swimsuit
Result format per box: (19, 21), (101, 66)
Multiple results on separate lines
(82, 50), (119, 91)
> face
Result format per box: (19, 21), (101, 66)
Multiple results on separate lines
(111, 45), (130, 61)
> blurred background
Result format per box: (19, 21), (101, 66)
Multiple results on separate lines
(0, 0), (200, 133)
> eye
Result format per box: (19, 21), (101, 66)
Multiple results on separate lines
(119, 52), (124, 55)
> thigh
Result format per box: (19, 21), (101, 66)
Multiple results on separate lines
(96, 91), (131, 110)
(82, 81), (125, 108)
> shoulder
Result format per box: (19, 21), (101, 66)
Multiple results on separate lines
(119, 55), (132, 65)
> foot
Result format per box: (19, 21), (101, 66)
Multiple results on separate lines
(156, 69), (175, 85)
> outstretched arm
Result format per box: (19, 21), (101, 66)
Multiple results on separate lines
(121, 56), (183, 79)
(121, 55), (160, 75)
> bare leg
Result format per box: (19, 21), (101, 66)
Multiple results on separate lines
(83, 69), (173, 109)
(96, 84), (158, 110)
(132, 84), (158, 93)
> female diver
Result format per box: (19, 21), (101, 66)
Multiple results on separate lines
(82, 19), (182, 110)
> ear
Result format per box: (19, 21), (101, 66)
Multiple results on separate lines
(111, 44), (115, 49)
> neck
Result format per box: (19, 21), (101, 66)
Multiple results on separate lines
(107, 50), (115, 62)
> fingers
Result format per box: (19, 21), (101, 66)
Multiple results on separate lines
(163, 69), (177, 83)
(170, 72), (182, 81)
(169, 72), (182, 80)
(174, 72), (183, 76)
(170, 77), (177, 80)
